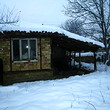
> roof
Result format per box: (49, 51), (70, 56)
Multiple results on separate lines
(0, 24), (104, 52)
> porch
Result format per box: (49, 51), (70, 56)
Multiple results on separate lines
(51, 34), (101, 75)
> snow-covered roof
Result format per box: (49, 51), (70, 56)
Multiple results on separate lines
(2, 24), (104, 47)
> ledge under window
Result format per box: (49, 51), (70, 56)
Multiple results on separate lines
(13, 59), (38, 63)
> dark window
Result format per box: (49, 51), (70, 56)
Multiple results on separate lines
(13, 40), (20, 61)
(30, 40), (36, 60)
(12, 39), (37, 61)
(21, 40), (29, 60)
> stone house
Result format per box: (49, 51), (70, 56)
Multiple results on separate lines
(0, 26), (104, 85)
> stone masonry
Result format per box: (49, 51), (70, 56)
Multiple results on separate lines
(0, 38), (11, 71)
(41, 38), (51, 69)
(0, 38), (52, 72)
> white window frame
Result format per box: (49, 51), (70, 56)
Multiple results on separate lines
(11, 38), (38, 62)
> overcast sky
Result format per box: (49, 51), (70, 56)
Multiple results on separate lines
(0, 0), (70, 27)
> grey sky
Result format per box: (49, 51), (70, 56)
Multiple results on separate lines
(0, 0), (69, 26)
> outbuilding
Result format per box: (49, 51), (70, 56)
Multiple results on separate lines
(0, 25), (104, 85)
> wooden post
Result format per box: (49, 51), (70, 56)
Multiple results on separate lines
(73, 52), (76, 66)
(79, 52), (81, 69)
(50, 39), (53, 69)
(40, 38), (42, 69)
(0, 59), (3, 85)
(69, 51), (72, 66)
(94, 52), (97, 71)
(10, 38), (12, 72)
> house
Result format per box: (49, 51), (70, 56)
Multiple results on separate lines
(0, 25), (104, 85)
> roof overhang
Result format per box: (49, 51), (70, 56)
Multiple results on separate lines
(0, 30), (103, 52)
(51, 34), (102, 52)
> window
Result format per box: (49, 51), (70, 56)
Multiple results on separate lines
(21, 40), (29, 60)
(30, 40), (36, 60)
(12, 39), (37, 61)
(13, 40), (20, 61)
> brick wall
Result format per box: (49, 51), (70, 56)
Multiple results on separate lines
(3, 70), (53, 85)
(0, 38), (11, 71)
(12, 39), (41, 71)
(41, 38), (51, 69)
(0, 38), (52, 72)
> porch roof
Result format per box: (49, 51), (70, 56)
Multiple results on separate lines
(51, 33), (102, 52)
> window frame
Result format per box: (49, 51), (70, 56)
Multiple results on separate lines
(11, 38), (38, 62)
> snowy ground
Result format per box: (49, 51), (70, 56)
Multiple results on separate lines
(0, 64), (110, 110)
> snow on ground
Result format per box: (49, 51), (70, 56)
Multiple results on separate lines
(80, 62), (107, 71)
(0, 64), (110, 110)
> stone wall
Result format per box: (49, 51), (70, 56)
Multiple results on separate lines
(3, 70), (53, 85)
(0, 38), (52, 72)
(0, 38), (11, 71)
(41, 38), (51, 69)
(12, 39), (41, 71)
(0, 37), (52, 85)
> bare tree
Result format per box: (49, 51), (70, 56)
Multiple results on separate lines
(61, 19), (86, 36)
(0, 6), (20, 30)
(65, 0), (110, 64)
(65, 0), (110, 46)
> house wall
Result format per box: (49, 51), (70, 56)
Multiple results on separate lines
(11, 39), (41, 71)
(0, 38), (11, 72)
(3, 70), (53, 85)
(0, 37), (52, 85)
(41, 38), (51, 69)
(0, 38), (52, 72)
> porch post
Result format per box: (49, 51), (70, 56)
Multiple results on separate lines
(73, 52), (76, 66)
(70, 51), (72, 66)
(94, 52), (97, 71)
(0, 59), (3, 85)
(10, 38), (12, 71)
(40, 38), (42, 69)
(79, 52), (81, 69)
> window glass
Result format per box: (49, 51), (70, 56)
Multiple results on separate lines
(30, 40), (36, 60)
(12, 39), (37, 61)
(21, 40), (29, 60)
(13, 40), (20, 61)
